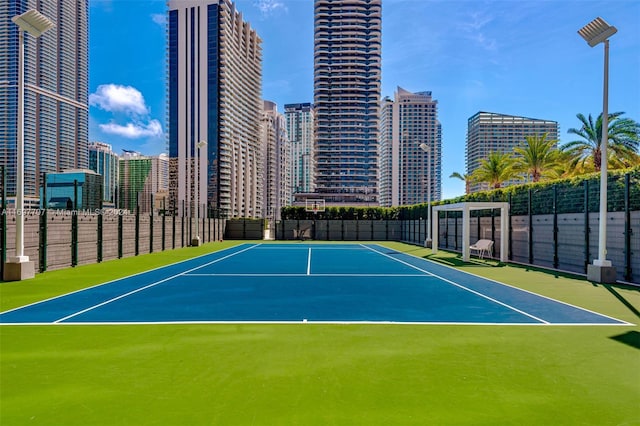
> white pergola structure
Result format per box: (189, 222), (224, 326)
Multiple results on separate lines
(431, 202), (510, 262)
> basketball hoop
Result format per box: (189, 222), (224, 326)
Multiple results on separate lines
(305, 199), (325, 215)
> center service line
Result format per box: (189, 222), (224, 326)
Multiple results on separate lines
(307, 247), (312, 275)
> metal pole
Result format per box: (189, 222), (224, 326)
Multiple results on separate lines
(594, 39), (611, 267)
(14, 29), (26, 262)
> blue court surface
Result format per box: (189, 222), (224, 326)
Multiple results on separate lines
(0, 244), (631, 325)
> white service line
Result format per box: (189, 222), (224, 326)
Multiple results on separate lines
(0, 243), (249, 316)
(379, 244), (634, 326)
(362, 244), (550, 324)
(358, 244), (434, 276)
(307, 248), (312, 275)
(53, 244), (261, 323)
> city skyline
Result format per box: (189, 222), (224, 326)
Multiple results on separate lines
(88, 0), (640, 200)
(1, 0), (89, 197)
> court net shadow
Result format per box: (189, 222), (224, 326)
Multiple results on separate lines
(610, 331), (640, 350)
(602, 284), (640, 319)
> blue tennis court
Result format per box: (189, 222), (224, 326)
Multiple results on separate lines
(0, 243), (630, 325)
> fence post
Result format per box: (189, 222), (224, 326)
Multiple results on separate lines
(624, 173), (632, 282)
(491, 195), (496, 248)
(181, 200), (185, 248)
(454, 212), (459, 250)
(97, 184), (103, 263)
(39, 173), (47, 272)
(118, 213), (123, 259)
(0, 166), (5, 279)
(444, 211), (449, 249)
(71, 179), (78, 267)
(149, 195), (154, 254)
(508, 193), (513, 261)
(135, 194), (140, 256)
(385, 219), (389, 241)
(528, 188), (533, 265)
(162, 198), (166, 251)
(584, 180), (590, 273)
(553, 185), (559, 269)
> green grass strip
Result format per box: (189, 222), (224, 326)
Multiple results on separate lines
(1, 241), (639, 425)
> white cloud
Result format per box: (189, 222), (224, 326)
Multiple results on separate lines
(458, 11), (498, 52)
(254, 0), (287, 17)
(151, 13), (166, 26)
(89, 84), (149, 116)
(99, 120), (163, 139)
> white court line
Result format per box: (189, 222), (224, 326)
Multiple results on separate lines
(52, 244), (261, 323)
(0, 243), (250, 316)
(183, 273), (429, 277)
(307, 248), (312, 275)
(362, 244), (550, 324)
(1, 320), (632, 327)
(375, 244), (634, 326)
(358, 244), (435, 276)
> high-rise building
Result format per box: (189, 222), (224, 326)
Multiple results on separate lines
(168, 0), (262, 218)
(285, 103), (315, 197)
(88, 142), (118, 206)
(379, 87), (442, 207)
(119, 151), (168, 214)
(261, 101), (290, 220)
(313, 0), (381, 205)
(466, 112), (559, 192)
(0, 1), (89, 198)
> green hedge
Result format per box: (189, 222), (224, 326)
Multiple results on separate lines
(281, 206), (401, 220)
(281, 167), (639, 220)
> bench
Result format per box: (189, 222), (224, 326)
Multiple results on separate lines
(470, 239), (494, 259)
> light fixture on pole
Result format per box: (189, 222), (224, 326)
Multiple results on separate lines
(579, 17), (618, 283)
(192, 140), (207, 247)
(4, 9), (54, 281)
(419, 143), (432, 248)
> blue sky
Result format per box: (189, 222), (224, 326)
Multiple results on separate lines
(89, 0), (640, 199)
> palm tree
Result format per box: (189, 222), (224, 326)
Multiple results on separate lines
(562, 112), (640, 172)
(471, 151), (518, 189)
(449, 171), (473, 194)
(513, 133), (561, 182)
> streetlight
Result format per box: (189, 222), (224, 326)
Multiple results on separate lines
(192, 140), (207, 246)
(579, 17), (618, 283)
(419, 143), (432, 248)
(4, 10), (54, 281)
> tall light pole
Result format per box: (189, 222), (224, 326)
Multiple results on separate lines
(192, 140), (207, 246)
(579, 17), (618, 283)
(4, 10), (54, 281)
(419, 143), (432, 248)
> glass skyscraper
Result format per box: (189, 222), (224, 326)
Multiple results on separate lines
(466, 112), (559, 192)
(379, 87), (442, 207)
(313, 0), (381, 205)
(285, 103), (315, 197)
(0, 0), (89, 198)
(167, 0), (263, 218)
(88, 142), (118, 206)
